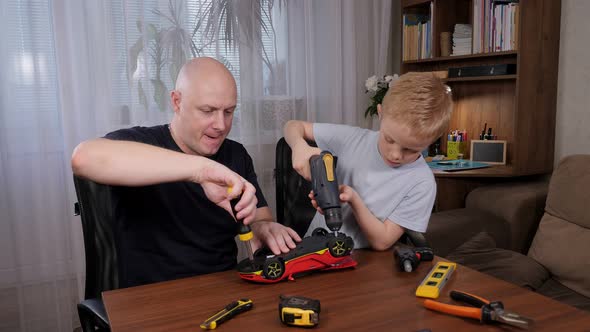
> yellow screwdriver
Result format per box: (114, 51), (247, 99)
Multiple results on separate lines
(228, 187), (254, 261)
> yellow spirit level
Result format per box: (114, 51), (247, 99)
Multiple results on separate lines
(415, 262), (456, 299)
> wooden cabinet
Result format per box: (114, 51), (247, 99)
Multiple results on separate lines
(400, 0), (561, 210)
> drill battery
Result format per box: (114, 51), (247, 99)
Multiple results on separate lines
(279, 295), (321, 327)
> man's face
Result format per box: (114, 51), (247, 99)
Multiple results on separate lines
(377, 117), (431, 168)
(172, 75), (237, 156)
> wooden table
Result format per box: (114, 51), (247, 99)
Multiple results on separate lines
(103, 250), (590, 331)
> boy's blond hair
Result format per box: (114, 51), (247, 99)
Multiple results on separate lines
(381, 72), (453, 141)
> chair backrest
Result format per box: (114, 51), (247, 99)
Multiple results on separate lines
(73, 175), (119, 299)
(527, 154), (590, 298)
(275, 137), (316, 237)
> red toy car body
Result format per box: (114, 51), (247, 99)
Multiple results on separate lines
(236, 228), (356, 283)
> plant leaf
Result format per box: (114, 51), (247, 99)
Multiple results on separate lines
(128, 38), (144, 82)
(151, 79), (168, 112)
(138, 81), (148, 111)
(147, 23), (158, 40)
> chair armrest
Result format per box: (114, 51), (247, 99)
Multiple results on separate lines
(425, 208), (509, 257)
(77, 298), (110, 332)
(465, 180), (548, 253)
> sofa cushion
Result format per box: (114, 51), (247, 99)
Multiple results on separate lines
(544, 154), (590, 229)
(446, 232), (550, 290)
(528, 214), (590, 298)
(528, 155), (590, 299)
(426, 208), (509, 257)
(536, 278), (590, 312)
(465, 181), (548, 253)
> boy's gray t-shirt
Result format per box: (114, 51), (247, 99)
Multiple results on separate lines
(305, 123), (436, 249)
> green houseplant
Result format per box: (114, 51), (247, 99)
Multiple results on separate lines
(129, 0), (284, 112)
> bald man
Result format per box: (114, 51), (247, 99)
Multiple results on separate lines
(72, 57), (301, 287)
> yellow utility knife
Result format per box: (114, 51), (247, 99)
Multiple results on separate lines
(200, 298), (253, 330)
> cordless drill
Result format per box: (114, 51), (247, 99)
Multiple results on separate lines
(393, 246), (434, 272)
(309, 151), (343, 233)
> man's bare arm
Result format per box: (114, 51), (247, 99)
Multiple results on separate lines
(71, 138), (258, 223)
(72, 138), (212, 186)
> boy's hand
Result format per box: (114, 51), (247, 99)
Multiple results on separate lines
(292, 144), (322, 181)
(337, 185), (360, 204)
(308, 185), (359, 214)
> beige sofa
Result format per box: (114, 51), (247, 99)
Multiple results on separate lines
(425, 155), (590, 311)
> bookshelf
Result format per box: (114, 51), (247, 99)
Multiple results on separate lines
(400, 0), (561, 210)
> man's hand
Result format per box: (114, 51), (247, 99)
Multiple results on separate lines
(308, 185), (359, 214)
(292, 144), (321, 181)
(250, 222), (302, 255)
(195, 158), (258, 224)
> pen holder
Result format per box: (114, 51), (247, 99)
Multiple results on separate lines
(446, 141), (466, 160)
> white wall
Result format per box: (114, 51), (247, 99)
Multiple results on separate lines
(554, 0), (590, 163)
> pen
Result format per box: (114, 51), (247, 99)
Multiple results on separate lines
(480, 123), (487, 140)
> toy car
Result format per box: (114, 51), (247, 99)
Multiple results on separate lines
(236, 228), (357, 283)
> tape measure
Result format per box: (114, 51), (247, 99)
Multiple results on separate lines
(279, 295), (321, 327)
(415, 261), (456, 299)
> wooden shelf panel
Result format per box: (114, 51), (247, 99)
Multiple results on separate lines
(402, 0), (432, 8)
(402, 51), (517, 64)
(444, 75), (516, 82)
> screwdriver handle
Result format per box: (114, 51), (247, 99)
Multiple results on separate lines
(230, 196), (253, 242)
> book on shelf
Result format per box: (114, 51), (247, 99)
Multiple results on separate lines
(402, 2), (433, 61)
(452, 24), (472, 56)
(472, 0), (519, 54)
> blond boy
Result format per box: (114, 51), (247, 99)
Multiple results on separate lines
(283, 72), (453, 250)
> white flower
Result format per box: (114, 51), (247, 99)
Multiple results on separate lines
(364, 73), (399, 118)
(365, 75), (379, 92)
(388, 74), (399, 88)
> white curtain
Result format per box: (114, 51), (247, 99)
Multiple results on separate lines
(0, 0), (395, 330)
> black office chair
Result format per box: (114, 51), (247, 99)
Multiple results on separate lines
(275, 137), (317, 237)
(274, 137), (429, 247)
(73, 175), (118, 332)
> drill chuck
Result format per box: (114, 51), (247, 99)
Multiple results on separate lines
(324, 208), (343, 232)
(402, 260), (413, 273)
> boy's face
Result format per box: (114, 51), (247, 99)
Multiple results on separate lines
(377, 117), (431, 168)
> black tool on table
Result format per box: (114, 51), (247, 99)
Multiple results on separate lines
(393, 246), (434, 272)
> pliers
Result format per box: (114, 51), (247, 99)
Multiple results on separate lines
(423, 290), (533, 329)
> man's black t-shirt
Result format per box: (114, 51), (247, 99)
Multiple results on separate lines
(105, 125), (267, 287)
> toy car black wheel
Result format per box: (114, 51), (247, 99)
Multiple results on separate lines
(328, 238), (349, 257)
(311, 227), (329, 237)
(253, 247), (273, 258)
(263, 257), (284, 280)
